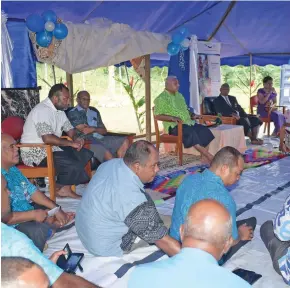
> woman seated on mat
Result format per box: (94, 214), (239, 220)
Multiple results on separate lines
(257, 76), (286, 137)
(154, 76), (215, 163)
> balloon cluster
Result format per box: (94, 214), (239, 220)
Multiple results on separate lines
(167, 27), (191, 56)
(26, 10), (68, 48)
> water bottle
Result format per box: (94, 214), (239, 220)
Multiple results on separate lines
(21, 181), (31, 202)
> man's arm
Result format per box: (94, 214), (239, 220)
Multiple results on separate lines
(53, 273), (100, 288)
(30, 190), (57, 209)
(155, 235), (181, 256)
(231, 97), (247, 117)
(42, 134), (74, 147)
(3, 210), (36, 225)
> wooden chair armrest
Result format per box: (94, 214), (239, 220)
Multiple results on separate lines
(16, 143), (50, 148)
(154, 115), (183, 124)
(107, 131), (136, 137)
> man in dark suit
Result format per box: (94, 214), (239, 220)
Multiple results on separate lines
(214, 83), (263, 145)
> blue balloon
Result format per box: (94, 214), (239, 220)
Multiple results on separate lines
(53, 23), (68, 40)
(36, 31), (53, 47)
(167, 42), (181, 56)
(26, 14), (45, 33)
(172, 32), (185, 45)
(179, 27), (190, 38)
(42, 10), (57, 23)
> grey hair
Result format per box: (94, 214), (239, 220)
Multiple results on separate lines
(184, 211), (233, 249)
(165, 76), (177, 87)
(123, 140), (155, 166)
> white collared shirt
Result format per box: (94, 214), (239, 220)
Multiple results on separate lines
(21, 97), (73, 166)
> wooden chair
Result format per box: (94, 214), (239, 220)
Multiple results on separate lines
(250, 95), (286, 136)
(153, 108), (183, 166)
(200, 97), (237, 125)
(1, 116), (57, 201)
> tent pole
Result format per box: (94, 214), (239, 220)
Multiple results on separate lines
(249, 53), (252, 98)
(144, 55), (151, 142)
(66, 72), (74, 107)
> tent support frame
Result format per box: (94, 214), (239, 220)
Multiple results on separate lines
(66, 73), (74, 107)
(145, 54), (152, 142)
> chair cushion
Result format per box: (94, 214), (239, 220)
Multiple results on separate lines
(204, 97), (217, 115)
(1, 116), (24, 141)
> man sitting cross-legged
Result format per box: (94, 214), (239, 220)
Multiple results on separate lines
(170, 146), (257, 264)
(1, 134), (74, 252)
(1, 175), (99, 288)
(129, 200), (251, 288)
(76, 140), (180, 257)
(260, 195), (290, 285)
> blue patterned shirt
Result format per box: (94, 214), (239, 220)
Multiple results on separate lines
(1, 223), (63, 285)
(1, 167), (36, 220)
(170, 169), (238, 242)
(273, 195), (290, 285)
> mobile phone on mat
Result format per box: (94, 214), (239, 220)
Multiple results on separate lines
(233, 268), (262, 285)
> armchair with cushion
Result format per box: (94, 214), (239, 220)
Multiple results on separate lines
(250, 95), (286, 136)
(200, 97), (237, 125)
(1, 116), (57, 201)
(153, 107), (183, 166)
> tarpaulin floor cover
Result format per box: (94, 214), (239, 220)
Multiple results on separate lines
(44, 157), (290, 287)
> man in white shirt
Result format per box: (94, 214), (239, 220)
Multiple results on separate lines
(214, 83), (263, 145)
(21, 84), (93, 199)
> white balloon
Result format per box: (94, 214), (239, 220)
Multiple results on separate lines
(181, 38), (190, 48)
(45, 21), (55, 32)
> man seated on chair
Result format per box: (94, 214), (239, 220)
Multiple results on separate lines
(1, 135), (74, 252)
(214, 83), (263, 145)
(76, 140), (180, 257)
(154, 76), (215, 163)
(170, 146), (257, 264)
(20, 84), (94, 199)
(280, 110), (290, 152)
(67, 91), (129, 163)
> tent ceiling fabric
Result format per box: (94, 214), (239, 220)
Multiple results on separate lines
(3, 1), (290, 66)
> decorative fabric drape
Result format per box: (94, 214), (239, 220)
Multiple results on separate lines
(1, 11), (14, 88)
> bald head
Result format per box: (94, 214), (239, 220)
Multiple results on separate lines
(1, 257), (49, 288)
(181, 200), (232, 259)
(1, 133), (20, 169)
(165, 76), (179, 93)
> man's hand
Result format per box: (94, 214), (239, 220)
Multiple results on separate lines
(77, 124), (88, 132)
(82, 126), (95, 135)
(55, 210), (75, 227)
(238, 224), (254, 241)
(231, 113), (240, 120)
(71, 138), (84, 151)
(33, 209), (48, 222)
(50, 250), (67, 264)
(170, 116), (182, 123)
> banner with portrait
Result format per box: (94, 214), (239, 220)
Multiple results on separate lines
(197, 42), (221, 99)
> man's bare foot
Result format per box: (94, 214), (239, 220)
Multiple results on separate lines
(56, 186), (81, 199)
(251, 139), (263, 145)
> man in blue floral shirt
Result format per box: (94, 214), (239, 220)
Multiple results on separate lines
(261, 195), (290, 285)
(1, 133), (74, 251)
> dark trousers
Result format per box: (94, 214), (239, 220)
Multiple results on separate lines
(220, 216), (257, 264)
(260, 220), (290, 275)
(39, 146), (93, 186)
(237, 116), (262, 136)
